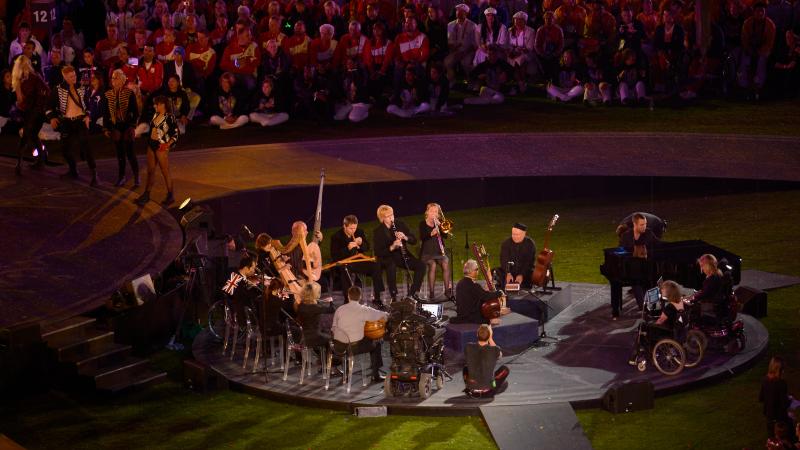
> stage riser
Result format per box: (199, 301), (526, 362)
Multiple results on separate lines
(444, 313), (540, 354)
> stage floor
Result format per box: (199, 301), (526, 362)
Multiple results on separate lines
(0, 161), (183, 328)
(193, 282), (768, 414)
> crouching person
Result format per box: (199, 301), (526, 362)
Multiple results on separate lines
(463, 323), (509, 397)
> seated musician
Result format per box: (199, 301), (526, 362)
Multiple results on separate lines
(254, 233), (278, 278)
(419, 203), (453, 301)
(373, 204), (427, 302)
(463, 324), (510, 397)
(610, 212), (660, 319)
(221, 252), (261, 325)
(331, 286), (389, 383)
(629, 280), (686, 364)
(296, 282), (335, 358)
(330, 214), (385, 308)
(496, 223), (536, 290)
(455, 260), (504, 324)
(686, 254), (727, 323)
(284, 221), (324, 285)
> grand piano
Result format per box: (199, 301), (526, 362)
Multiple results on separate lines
(600, 240), (742, 290)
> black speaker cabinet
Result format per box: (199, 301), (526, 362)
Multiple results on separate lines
(602, 380), (654, 413)
(735, 286), (768, 318)
(183, 359), (227, 392)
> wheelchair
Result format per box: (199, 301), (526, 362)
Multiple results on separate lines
(686, 272), (746, 355)
(631, 295), (705, 376)
(383, 298), (448, 398)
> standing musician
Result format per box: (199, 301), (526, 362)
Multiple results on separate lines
(496, 223), (537, 290)
(373, 204), (426, 302)
(455, 259), (505, 324)
(610, 212), (659, 319)
(220, 252), (261, 324)
(418, 203), (453, 301)
(47, 65), (98, 185)
(330, 215), (385, 308)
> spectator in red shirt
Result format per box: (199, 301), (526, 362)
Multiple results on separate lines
(95, 23), (126, 69)
(283, 21), (313, 73)
(220, 27), (261, 91)
(334, 21), (372, 70)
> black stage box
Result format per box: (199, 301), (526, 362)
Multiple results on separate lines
(602, 380), (654, 413)
(735, 286), (767, 318)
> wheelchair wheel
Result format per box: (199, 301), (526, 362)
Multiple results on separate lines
(419, 373), (432, 399)
(207, 300), (226, 340)
(725, 331), (746, 354)
(683, 331), (705, 368)
(635, 355), (648, 372)
(384, 376), (395, 397)
(693, 329), (709, 352)
(652, 338), (685, 376)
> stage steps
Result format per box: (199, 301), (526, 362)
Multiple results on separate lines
(41, 316), (167, 394)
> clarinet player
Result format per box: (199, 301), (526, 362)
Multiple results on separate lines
(373, 204), (426, 302)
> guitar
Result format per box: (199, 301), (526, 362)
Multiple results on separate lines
(471, 242), (508, 320)
(532, 214), (559, 287)
(303, 169), (325, 282)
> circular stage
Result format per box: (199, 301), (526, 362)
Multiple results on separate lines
(192, 281), (768, 415)
(0, 162), (183, 328)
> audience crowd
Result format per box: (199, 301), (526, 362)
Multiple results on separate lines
(1, 0), (800, 136)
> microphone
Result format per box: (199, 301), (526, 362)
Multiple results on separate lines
(242, 224), (254, 239)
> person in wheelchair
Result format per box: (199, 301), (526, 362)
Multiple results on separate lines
(685, 254), (730, 325)
(463, 324), (509, 398)
(629, 280), (687, 365)
(331, 286), (389, 383)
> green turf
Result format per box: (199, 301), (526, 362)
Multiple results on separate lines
(2, 98), (800, 164)
(2, 190), (798, 449)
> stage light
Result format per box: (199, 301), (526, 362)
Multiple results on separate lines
(179, 197), (192, 210)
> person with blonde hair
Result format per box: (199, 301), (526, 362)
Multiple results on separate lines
(686, 253), (728, 321)
(419, 202), (453, 301)
(372, 204), (426, 302)
(12, 54), (49, 175)
(296, 281), (334, 362)
(102, 69), (140, 187)
(760, 356), (791, 439)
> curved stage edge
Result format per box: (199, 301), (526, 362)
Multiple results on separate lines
(192, 282), (769, 416)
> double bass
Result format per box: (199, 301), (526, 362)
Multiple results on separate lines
(471, 242), (507, 321)
(532, 214), (559, 287)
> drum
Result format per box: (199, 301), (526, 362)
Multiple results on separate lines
(364, 319), (387, 340)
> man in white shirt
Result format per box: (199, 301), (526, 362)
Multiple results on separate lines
(331, 287), (388, 382)
(444, 4), (479, 86)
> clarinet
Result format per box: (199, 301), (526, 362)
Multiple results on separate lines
(391, 220), (412, 271)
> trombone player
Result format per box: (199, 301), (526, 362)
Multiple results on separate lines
(419, 203), (454, 302)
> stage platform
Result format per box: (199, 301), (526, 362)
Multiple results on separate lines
(0, 161), (183, 328)
(192, 281), (769, 415)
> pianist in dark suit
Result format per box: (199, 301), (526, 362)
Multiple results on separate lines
(610, 212), (660, 319)
(455, 260), (505, 324)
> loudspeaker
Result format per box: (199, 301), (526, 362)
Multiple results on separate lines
(183, 359), (225, 392)
(735, 286), (767, 318)
(180, 205), (214, 231)
(602, 380), (654, 413)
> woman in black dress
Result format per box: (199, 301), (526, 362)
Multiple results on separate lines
(295, 282), (334, 364)
(419, 202), (453, 301)
(760, 356), (791, 439)
(136, 95), (177, 205)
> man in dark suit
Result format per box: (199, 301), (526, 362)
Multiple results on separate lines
(610, 212), (660, 319)
(455, 259), (504, 324)
(330, 214), (385, 308)
(372, 204), (426, 302)
(162, 46), (201, 122)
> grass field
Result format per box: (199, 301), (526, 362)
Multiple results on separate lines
(1, 190), (798, 449)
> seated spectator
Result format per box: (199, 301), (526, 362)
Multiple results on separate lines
(386, 66), (431, 117)
(394, 17), (430, 89)
(111, 46), (139, 88)
(286, 0), (317, 36)
(507, 11), (537, 94)
(78, 48), (101, 88)
(474, 8), (509, 67)
(580, 0), (617, 58)
(311, 24), (339, 72)
(163, 46), (201, 118)
(16, 41), (42, 76)
(772, 30), (799, 99)
(465, 46), (511, 104)
(547, 49), (584, 101)
(134, 45), (165, 136)
(283, 21), (312, 74)
(181, 14), (202, 47)
(187, 31), (217, 97)
(156, 29), (181, 63)
(154, 74), (192, 134)
(335, 21), (372, 70)
(107, 0), (134, 42)
(367, 22), (395, 101)
(427, 62), (458, 114)
(445, 4), (479, 87)
(617, 48), (649, 104)
(422, 7), (447, 62)
(57, 17), (86, 54)
(95, 23), (126, 69)
(739, 2), (776, 99)
(50, 33), (76, 67)
(8, 22), (43, 68)
(86, 72), (106, 132)
(334, 58), (371, 122)
(535, 12), (565, 82)
(583, 52), (612, 105)
(150, 12), (185, 47)
(462, 324), (509, 397)
(637, 0), (659, 58)
(259, 15), (288, 49)
(555, 0), (586, 50)
(209, 72), (250, 129)
(209, 14), (234, 48)
(651, 9), (685, 94)
(44, 49), (66, 88)
(319, 0), (348, 38)
(362, 2), (389, 38)
(618, 6), (646, 57)
(250, 77), (290, 127)
(127, 14), (150, 54)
